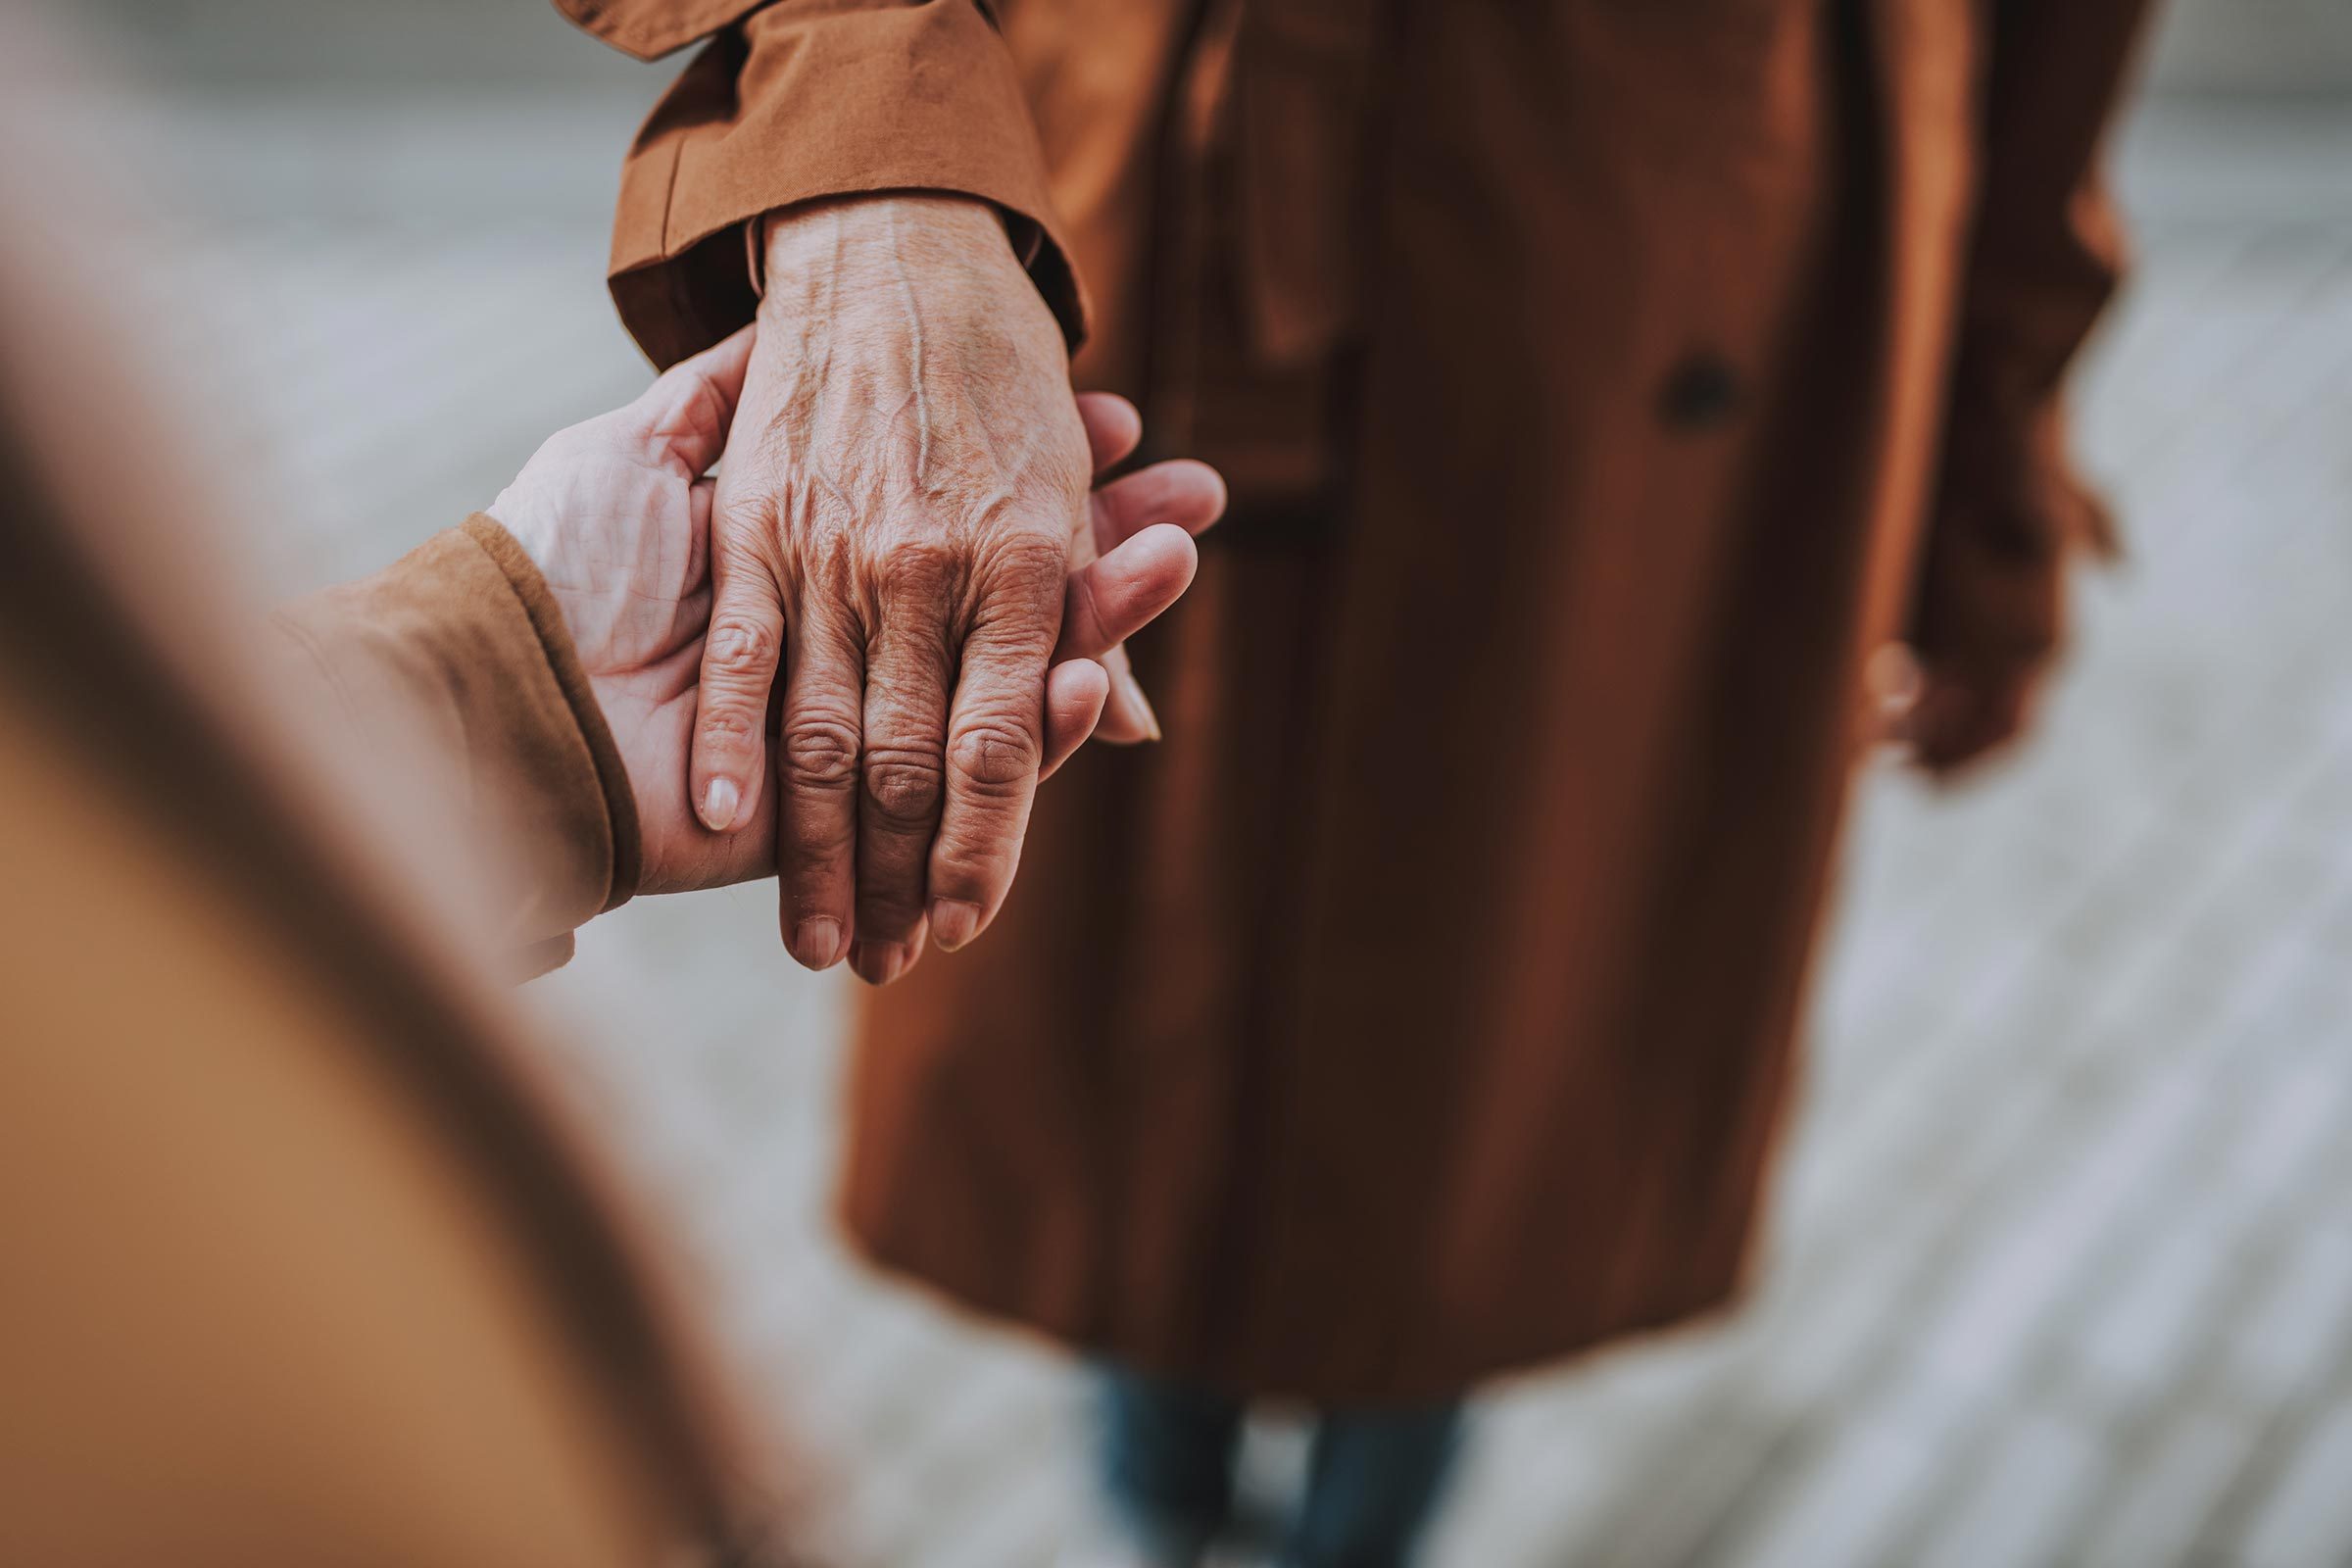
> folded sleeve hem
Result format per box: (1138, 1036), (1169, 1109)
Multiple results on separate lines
(605, 3), (1087, 368)
(553, 0), (768, 62)
(462, 514), (644, 913)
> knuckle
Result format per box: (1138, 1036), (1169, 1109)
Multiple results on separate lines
(973, 544), (1071, 640)
(978, 526), (1068, 588)
(862, 746), (948, 826)
(780, 716), (861, 790)
(712, 489), (779, 548)
(877, 539), (963, 604)
(948, 721), (1042, 794)
(705, 612), (779, 673)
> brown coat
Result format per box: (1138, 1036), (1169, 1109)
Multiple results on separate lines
(0, 170), (777, 1559)
(572, 0), (2150, 1400)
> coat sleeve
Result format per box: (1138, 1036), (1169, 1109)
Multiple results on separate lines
(272, 516), (642, 978)
(555, 0), (1085, 369)
(1910, 0), (2154, 677)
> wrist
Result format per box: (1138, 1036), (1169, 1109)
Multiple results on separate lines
(758, 193), (1027, 303)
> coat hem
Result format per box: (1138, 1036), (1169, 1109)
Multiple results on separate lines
(840, 1213), (1757, 1406)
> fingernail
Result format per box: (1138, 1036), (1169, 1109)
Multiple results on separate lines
(1119, 670), (1162, 742)
(790, 917), (842, 970)
(930, 900), (982, 953)
(850, 942), (908, 987)
(699, 775), (740, 831)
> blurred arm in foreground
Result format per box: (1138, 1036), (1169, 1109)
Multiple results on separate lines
(0, 204), (1214, 1566)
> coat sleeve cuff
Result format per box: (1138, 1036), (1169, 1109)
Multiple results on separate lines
(602, 0), (1086, 368)
(460, 514), (644, 916)
(272, 518), (643, 963)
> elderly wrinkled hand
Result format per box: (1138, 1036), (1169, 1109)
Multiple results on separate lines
(685, 192), (1213, 984)
(487, 318), (1224, 909)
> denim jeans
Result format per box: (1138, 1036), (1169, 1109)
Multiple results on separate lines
(1094, 1362), (1464, 1568)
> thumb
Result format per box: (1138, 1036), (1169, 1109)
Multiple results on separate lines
(638, 324), (758, 478)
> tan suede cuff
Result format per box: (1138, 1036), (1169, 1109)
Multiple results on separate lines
(461, 514), (643, 913)
(273, 518), (641, 964)
(586, 0), (1085, 368)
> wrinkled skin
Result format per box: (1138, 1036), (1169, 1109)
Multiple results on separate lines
(689, 192), (1178, 984)
(489, 320), (1225, 901)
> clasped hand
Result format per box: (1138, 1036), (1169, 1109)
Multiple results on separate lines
(490, 203), (1223, 979)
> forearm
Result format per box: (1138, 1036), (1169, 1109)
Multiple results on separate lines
(756, 188), (1031, 298)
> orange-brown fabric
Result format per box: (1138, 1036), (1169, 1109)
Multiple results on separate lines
(0, 681), (684, 1568)
(0, 430), (775, 1557)
(574, 0), (1086, 368)
(1915, 0), (2144, 675)
(274, 515), (644, 975)
(577, 0), (2150, 1399)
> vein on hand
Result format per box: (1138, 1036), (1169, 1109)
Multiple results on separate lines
(882, 201), (933, 487)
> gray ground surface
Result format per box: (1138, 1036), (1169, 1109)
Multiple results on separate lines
(74, 48), (2352, 1567)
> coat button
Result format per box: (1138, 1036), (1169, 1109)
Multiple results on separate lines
(1658, 351), (1743, 432)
